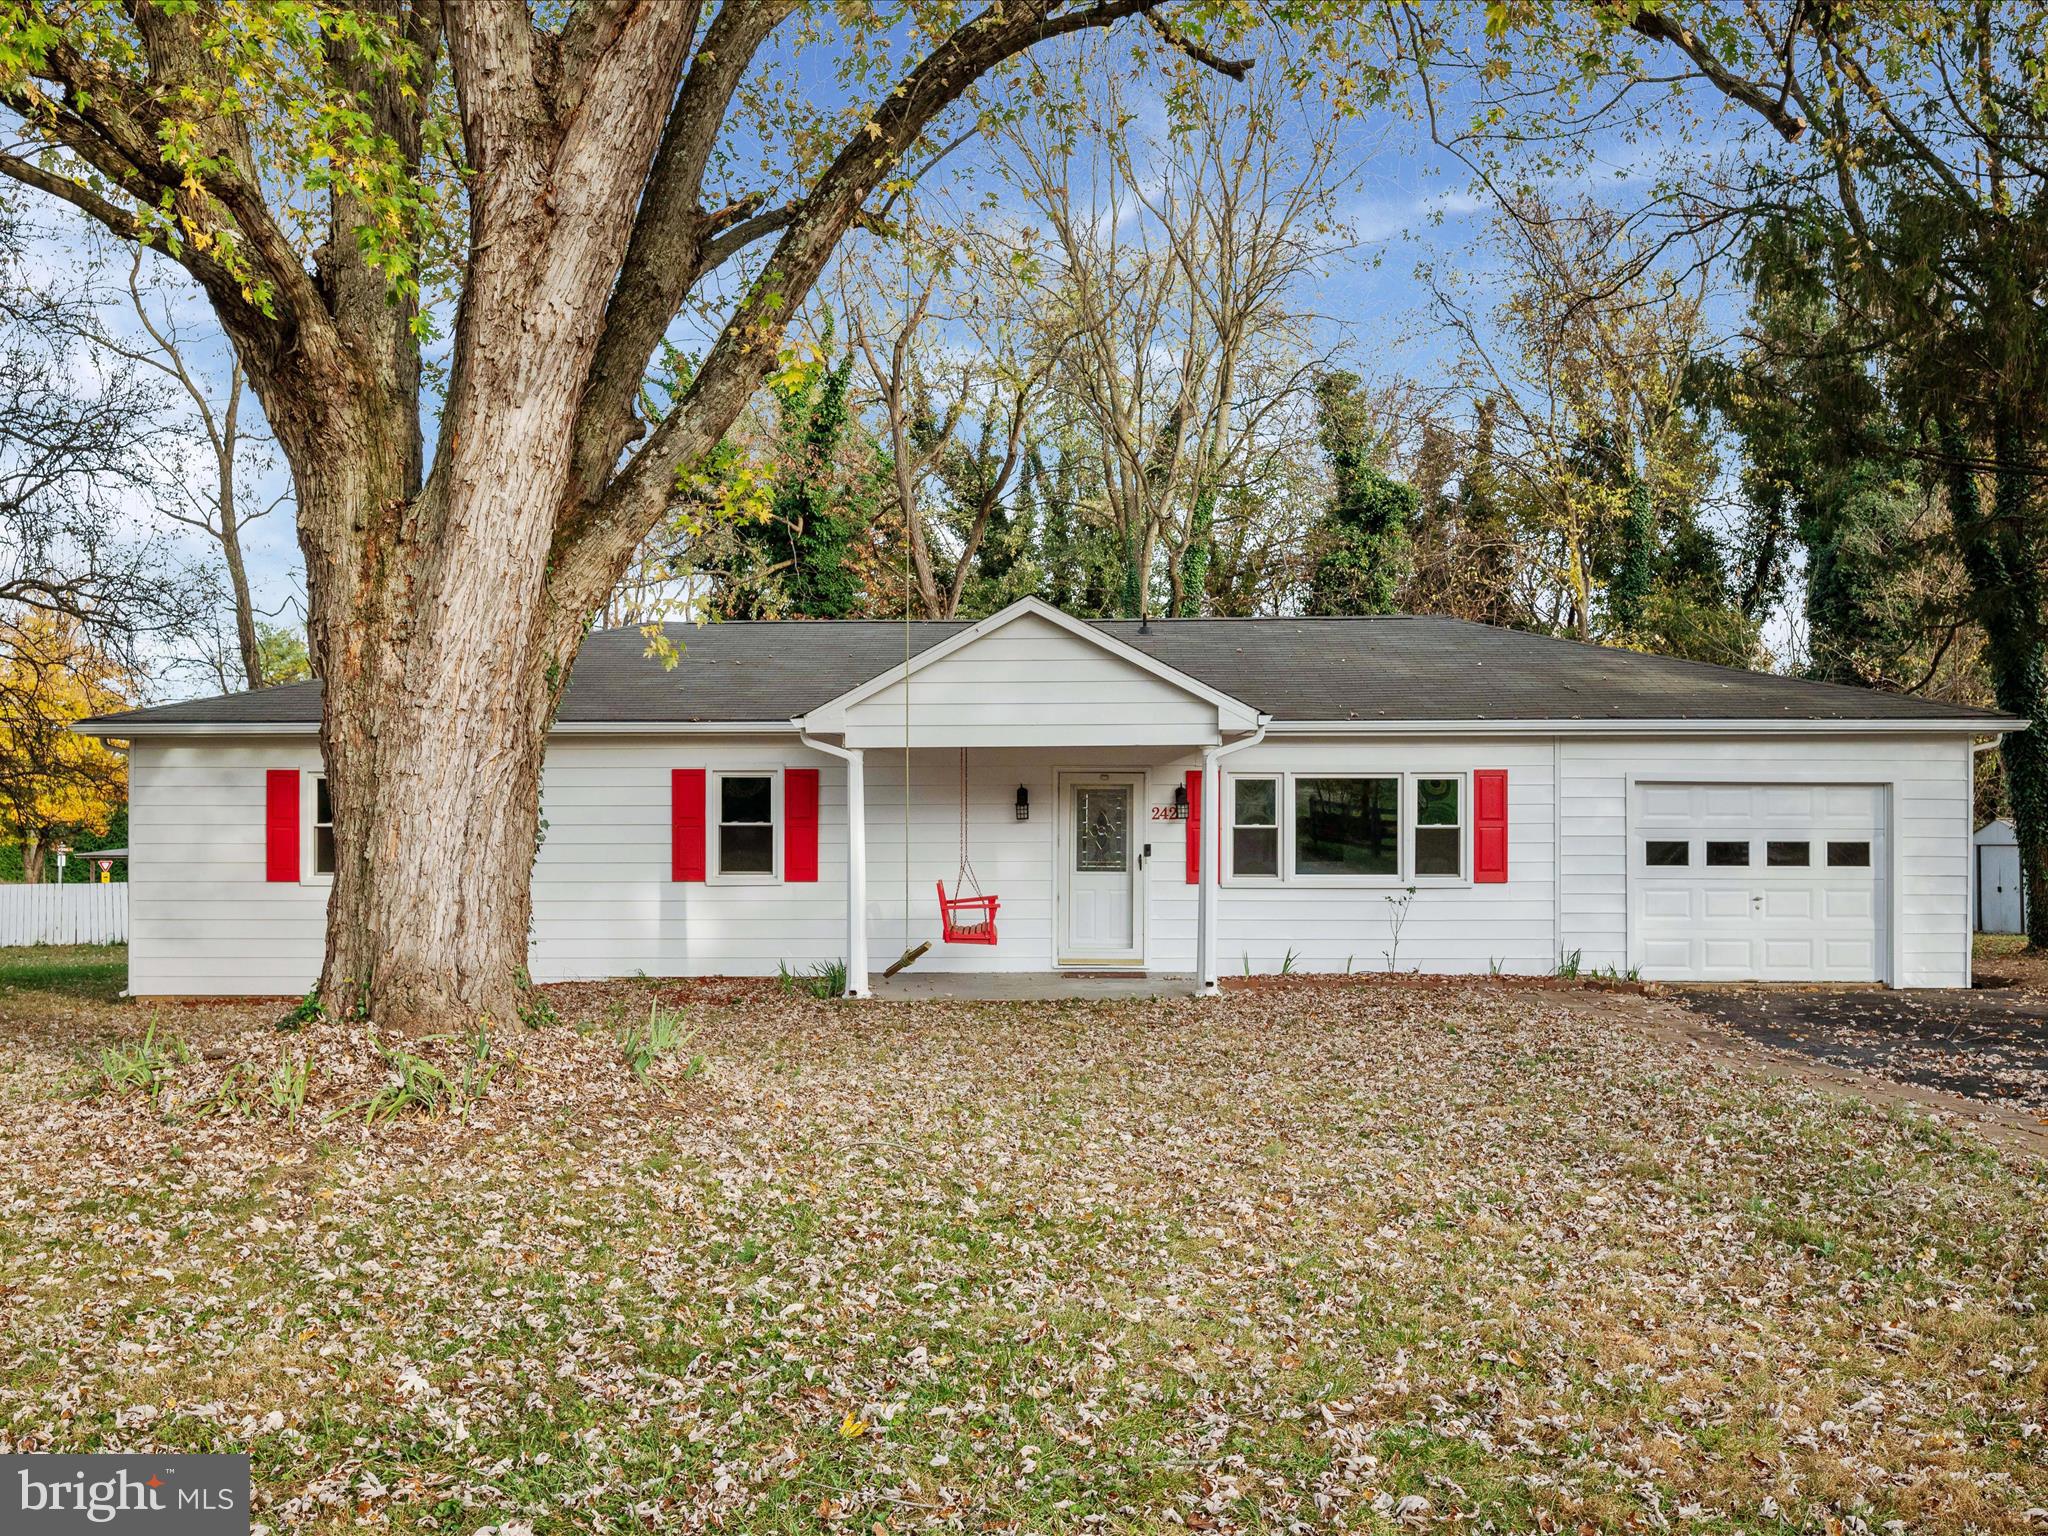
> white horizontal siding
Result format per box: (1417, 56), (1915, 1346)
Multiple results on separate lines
(127, 739), (328, 996)
(840, 612), (1219, 748)
(1209, 738), (1558, 976)
(124, 724), (1977, 995)
(1556, 734), (1972, 987)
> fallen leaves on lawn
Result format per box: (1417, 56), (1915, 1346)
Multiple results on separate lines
(0, 977), (2043, 1534)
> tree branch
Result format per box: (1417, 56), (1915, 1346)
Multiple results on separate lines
(564, 0), (802, 502)
(583, 0), (1185, 552)
(1145, 12), (1253, 80)
(1629, 10), (1806, 142)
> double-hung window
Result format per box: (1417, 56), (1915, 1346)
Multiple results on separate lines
(1411, 776), (1463, 879)
(1229, 776), (1281, 878)
(713, 771), (778, 879)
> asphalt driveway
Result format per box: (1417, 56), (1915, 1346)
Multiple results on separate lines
(1675, 985), (2048, 1117)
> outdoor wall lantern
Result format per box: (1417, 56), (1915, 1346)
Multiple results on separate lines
(1015, 785), (1030, 821)
(1173, 783), (1189, 819)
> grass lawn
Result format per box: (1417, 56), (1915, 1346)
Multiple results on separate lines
(0, 967), (2043, 1534)
(0, 941), (126, 1004)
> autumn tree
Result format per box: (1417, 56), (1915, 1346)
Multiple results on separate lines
(841, 215), (1059, 621)
(0, 0), (1366, 1030)
(1426, 200), (1744, 656)
(97, 252), (291, 690)
(1003, 63), (1348, 618)
(0, 611), (131, 883)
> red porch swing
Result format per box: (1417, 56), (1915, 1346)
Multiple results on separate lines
(937, 747), (999, 944)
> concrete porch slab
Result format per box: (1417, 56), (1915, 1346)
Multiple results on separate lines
(868, 971), (1198, 1001)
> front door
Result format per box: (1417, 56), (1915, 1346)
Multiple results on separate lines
(1059, 773), (1144, 965)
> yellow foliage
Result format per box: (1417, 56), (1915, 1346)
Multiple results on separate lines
(0, 612), (134, 851)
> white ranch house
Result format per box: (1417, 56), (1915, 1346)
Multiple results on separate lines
(81, 597), (2016, 997)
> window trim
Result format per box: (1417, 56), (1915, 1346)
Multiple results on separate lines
(1223, 773), (1283, 882)
(710, 768), (783, 884)
(1221, 770), (1473, 888)
(1289, 772), (1405, 885)
(301, 770), (334, 887)
(1409, 772), (1467, 884)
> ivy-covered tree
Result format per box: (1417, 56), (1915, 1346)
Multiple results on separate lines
(697, 344), (879, 620)
(1306, 371), (1413, 615)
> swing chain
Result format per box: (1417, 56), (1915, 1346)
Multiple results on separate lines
(955, 747), (983, 900)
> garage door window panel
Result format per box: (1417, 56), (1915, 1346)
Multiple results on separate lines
(1705, 840), (1751, 867)
(1644, 840), (1689, 867)
(1828, 841), (1872, 868)
(1767, 841), (1811, 867)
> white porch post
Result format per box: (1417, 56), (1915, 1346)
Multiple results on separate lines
(845, 746), (869, 998)
(1198, 744), (1221, 994)
(798, 730), (870, 998)
(1196, 717), (1269, 995)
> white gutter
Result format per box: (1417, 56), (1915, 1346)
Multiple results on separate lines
(1197, 717), (1271, 996)
(81, 714), (2025, 741)
(71, 718), (805, 739)
(1260, 716), (2028, 737)
(796, 729), (869, 1000)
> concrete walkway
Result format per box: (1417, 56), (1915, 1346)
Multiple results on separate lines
(869, 971), (1198, 1001)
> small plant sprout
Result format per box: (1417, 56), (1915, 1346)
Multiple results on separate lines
(1382, 886), (1418, 972)
(778, 960), (847, 999)
(279, 987), (325, 1031)
(88, 1020), (186, 1103)
(268, 1058), (312, 1123)
(1279, 948), (1300, 975)
(514, 968), (559, 1029)
(360, 1035), (496, 1124)
(619, 1002), (704, 1081)
(1489, 956), (1505, 978)
(1555, 949), (1583, 980)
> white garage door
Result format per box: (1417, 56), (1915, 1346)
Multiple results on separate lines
(1632, 783), (1886, 982)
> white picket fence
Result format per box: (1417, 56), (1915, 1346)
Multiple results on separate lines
(0, 883), (129, 946)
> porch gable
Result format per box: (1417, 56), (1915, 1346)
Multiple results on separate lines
(798, 598), (1262, 749)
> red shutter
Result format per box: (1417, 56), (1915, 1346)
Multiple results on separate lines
(784, 768), (820, 882)
(1473, 769), (1508, 883)
(265, 768), (300, 883)
(672, 768), (707, 882)
(1185, 769), (1202, 884)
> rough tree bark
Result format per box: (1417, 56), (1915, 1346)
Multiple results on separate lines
(1, 0), (1217, 1031)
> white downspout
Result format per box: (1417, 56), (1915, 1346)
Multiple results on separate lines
(798, 729), (869, 999)
(1198, 716), (1270, 996)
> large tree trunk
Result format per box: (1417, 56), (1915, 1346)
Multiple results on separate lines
(272, 1), (701, 1036)
(20, 829), (45, 884)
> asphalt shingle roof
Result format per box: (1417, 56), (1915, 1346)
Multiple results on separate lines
(82, 615), (2014, 730)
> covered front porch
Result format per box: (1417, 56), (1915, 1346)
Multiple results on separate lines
(790, 600), (1266, 998)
